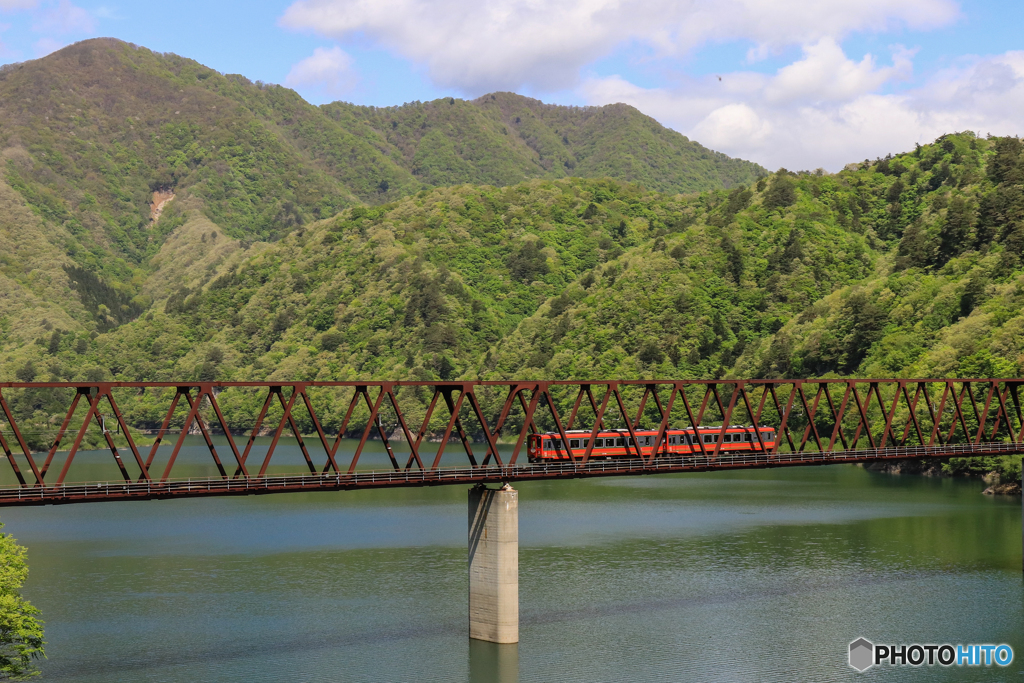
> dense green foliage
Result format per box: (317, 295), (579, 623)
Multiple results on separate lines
(0, 39), (1020, 484)
(0, 525), (44, 680)
(0, 38), (763, 348)
(325, 92), (763, 195)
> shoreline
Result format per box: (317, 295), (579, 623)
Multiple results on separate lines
(864, 458), (1022, 495)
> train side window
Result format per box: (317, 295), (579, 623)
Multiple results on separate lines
(703, 435), (714, 444)
(570, 439), (581, 449)
(745, 433), (753, 441)
(616, 438), (624, 447)
(594, 438), (603, 447)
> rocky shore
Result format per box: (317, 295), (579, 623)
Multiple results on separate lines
(864, 458), (1022, 496)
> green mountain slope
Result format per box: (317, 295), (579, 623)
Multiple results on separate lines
(734, 134), (1024, 381)
(325, 92), (763, 194)
(0, 38), (764, 344)
(2, 129), (1022, 481)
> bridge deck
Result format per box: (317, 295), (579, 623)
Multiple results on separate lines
(1, 442), (1019, 507)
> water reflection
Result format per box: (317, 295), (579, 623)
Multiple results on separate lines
(469, 641), (518, 683)
(0, 456), (1018, 682)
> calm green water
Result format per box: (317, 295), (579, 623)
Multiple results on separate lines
(0, 443), (1021, 682)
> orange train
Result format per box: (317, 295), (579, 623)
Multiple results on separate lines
(527, 426), (778, 463)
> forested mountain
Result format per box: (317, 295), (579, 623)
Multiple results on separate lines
(7, 129), (1014, 391)
(0, 38), (764, 356)
(0, 39), (1021, 480)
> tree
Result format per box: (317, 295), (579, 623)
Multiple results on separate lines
(638, 341), (664, 365)
(936, 196), (974, 266)
(13, 363), (35, 383)
(0, 524), (44, 680)
(762, 174), (796, 210)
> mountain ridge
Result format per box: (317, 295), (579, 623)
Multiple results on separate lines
(0, 37), (765, 342)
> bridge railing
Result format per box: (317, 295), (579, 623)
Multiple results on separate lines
(0, 379), (1021, 489)
(0, 440), (1019, 506)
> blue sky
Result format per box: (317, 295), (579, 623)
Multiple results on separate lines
(1, 0), (1021, 170)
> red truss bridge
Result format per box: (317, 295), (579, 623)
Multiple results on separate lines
(0, 379), (1021, 506)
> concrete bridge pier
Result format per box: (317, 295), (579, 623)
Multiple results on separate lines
(469, 483), (518, 643)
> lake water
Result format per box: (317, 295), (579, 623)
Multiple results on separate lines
(0, 440), (1021, 682)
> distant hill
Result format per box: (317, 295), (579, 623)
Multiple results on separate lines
(45, 132), (1014, 391)
(324, 92), (763, 195)
(2, 125), (1022, 481)
(0, 38), (764, 345)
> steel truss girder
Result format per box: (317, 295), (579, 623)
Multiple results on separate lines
(0, 379), (1018, 503)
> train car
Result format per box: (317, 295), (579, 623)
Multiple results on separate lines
(527, 426), (777, 463)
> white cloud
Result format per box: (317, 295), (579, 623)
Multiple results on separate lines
(285, 45), (357, 97)
(32, 0), (95, 34)
(0, 0), (36, 9)
(764, 38), (913, 104)
(580, 48), (1024, 171)
(279, 0), (957, 92)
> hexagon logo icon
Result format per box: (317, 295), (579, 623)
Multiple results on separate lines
(849, 638), (874, 671)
